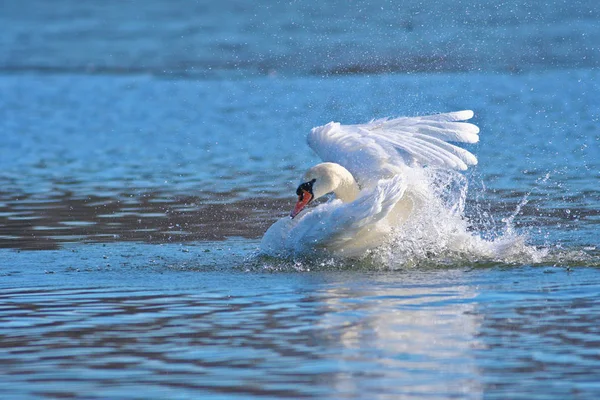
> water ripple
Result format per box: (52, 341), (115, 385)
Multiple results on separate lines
(1, 268), (600, 398)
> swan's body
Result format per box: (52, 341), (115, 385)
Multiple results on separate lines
(260, 110), (480, 257)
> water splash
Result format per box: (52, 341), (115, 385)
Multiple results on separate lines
(365, 168), (546, 269)
(256, 166), (553, 271)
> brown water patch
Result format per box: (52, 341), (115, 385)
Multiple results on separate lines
(0, 192), (292, 250)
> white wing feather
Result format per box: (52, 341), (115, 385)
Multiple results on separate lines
(307, 110), (479, 186)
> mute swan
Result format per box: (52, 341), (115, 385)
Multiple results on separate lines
(260, 110), (480, 257)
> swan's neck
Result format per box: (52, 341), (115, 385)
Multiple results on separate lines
(306, 162), (360, 203)
(332, 170), (360, 203)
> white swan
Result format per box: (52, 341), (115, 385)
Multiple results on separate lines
(260, 110), (480, 258)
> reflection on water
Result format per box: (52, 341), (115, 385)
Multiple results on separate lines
(1, 267), (600, 398)
(476, 282), (600, 397)
(0, 191), (290, 250)
(0, 271), (485, 399)
(317, 277), (483, 397)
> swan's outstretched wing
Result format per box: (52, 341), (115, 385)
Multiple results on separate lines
(259, 176), (406, 257)
(307, 110), (479, 186)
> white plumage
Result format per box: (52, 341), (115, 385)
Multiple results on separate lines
(308, 110), (479, 185)
(260, 110), (479, 258)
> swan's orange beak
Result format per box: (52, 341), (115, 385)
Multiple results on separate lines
(290, 190), (313, 219)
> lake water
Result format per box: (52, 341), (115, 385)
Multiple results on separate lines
(1, 0), (599, 398)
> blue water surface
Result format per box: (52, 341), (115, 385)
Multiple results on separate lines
(0, 0), (599, 398)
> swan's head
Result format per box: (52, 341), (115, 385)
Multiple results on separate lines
(290, 163), (348, 218)
(291, 178), (316, 219)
